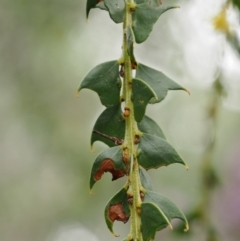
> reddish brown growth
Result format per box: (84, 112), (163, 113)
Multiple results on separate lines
(123, 148), (130, 162)
(119, 65), (124, 77)
(124, 107), (130, 117)
(108, 203), (129, 223)
(134, 135), (140, 144)
(131, 61), (137, 69)
(137, 206), (141, 214)
(127, 197), (133, 205)
(94, 159), (125, 181)
(97, 0), (104, 2)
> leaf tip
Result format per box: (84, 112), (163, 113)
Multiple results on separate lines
(90, 144), (94, 152)
(113, 233), (120, 237)
(89, 189), (93, 196)
(184, 223), (189, 232)
(184, 88), (190, 96)
(172, 5), (180, 9)
(184, 163), (189, 170)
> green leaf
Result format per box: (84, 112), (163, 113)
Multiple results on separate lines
(139, 167), (153, 191)
(141, 203), (170, 241)
(141, 191), (188, 241)
(132, 78), (157, 122)
(126, 26), (137, 66)
(132, 4), (178, 43)
(138, 133), (187, 170)
(90, 146), (126, 190)
(137, 115), (165, 139)
(136, 63), (187, 104)
(78, 60), (121, 107)
(86, 0), (107, 18)
(104, 187), (130, 236)
(104, 0), (125, 23)
(91, 105), (125, 147)
(96, 1), (108, 10)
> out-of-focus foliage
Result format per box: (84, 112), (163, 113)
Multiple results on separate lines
(232, 0), (240, 9)
(213, 1), (240, 55)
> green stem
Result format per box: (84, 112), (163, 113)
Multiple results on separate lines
(122, 1), (142, 240)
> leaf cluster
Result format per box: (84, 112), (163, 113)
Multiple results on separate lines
(79, 1), (189, 240)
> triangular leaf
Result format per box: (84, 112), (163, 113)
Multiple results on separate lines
(104, 187), (130, 236)
(138, 133), (187, 170)
(137, 115), (165, 139)
(78, 60), (121, 107)
(132, 4), (178, 43)
(91, 105), (125, 147)
(126, 26), (137, 67)
(136, 63), (187, 104)
(144, 191), (188, 227)
(86, 0), (107, 18)
(141, 191), (188, 241)
(104, 0), (125, 23)
(132, 78), (157, 122)
(90, 146), (126, 190)
(139, 167), (153, 191)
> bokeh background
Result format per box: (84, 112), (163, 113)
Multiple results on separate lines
(1, 0), (240, 241)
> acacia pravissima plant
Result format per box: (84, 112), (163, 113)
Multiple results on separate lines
(78, 0), (189, 240)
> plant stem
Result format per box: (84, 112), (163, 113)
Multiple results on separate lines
(123, 1), (142, 240)
(200, 79), (222, 241)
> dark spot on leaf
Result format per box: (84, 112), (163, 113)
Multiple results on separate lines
(94, 159), (125, 181)
(108, 203), (129, 223)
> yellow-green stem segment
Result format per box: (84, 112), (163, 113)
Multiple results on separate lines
(122, 1), (143, 240)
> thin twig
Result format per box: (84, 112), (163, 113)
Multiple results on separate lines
(93, 130), (124, 145)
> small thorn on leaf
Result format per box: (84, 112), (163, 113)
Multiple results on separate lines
(89, 189), (93, 196)
(90, 146), (95, 153)
(185, 164), (189, 170)
(184, 88), (190, 95)
(76, 91), (80, 98)
(184, 223), (189, 232)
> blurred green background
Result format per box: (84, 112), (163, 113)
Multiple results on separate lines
(1, 0), (240, 241)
